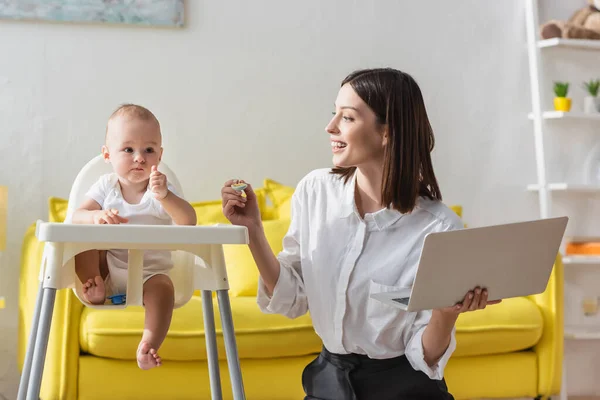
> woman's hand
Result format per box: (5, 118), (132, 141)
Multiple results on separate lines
(221, 179), (261, 230)
(437, 287), (502, 317)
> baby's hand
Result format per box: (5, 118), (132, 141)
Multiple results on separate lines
(149, 165), (168, 200)
(93, 208), (128, 225)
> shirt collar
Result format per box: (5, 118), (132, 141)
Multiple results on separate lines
(338, 170), (405, 230)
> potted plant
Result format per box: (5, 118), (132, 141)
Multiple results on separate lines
(583, 79), (600, 113)
(553, 81), (571, 112)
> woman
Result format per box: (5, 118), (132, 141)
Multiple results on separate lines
(221, 68), (499, 400)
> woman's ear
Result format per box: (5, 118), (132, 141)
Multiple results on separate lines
(101, 146), (110, 163)
(381, 126), (389, 147)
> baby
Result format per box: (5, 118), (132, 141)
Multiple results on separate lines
(71, 104), (197, 370)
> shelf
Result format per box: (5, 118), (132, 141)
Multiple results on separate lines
(527, 183), (600, 192)
(538, 38), (600, 50)
(563, 256), (600, 265)
(566, 236), (600, 243)
(565, 327), (600, 340)
(528, 111), (600, 120)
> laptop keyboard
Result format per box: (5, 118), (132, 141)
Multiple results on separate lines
(392, 297), (410, 305)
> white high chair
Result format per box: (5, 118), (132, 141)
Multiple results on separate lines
(17, 155), (248, 400)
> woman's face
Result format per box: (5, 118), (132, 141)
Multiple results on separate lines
(326, 83), (387, 169)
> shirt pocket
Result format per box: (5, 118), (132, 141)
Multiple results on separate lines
(366, 280), (416, 332)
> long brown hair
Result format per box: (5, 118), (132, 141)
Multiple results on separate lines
(331, 68), (442, 213)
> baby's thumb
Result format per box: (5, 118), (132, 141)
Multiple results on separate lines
(151, 165), (158, 173)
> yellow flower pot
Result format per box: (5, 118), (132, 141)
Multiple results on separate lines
(554, 97), (572, 112)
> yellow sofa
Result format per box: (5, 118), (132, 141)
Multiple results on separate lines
(18, 179), (563, 400)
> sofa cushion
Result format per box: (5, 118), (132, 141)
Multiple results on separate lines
(80, 293), (542, 363)
(80, 296), (322, 361)
(453, 296), (543, 357)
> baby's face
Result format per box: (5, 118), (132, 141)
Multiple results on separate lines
(103, 116), (163, 184)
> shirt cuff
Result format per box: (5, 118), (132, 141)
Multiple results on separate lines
(405, 325), (456, 380)
(256, 262), (295, 315)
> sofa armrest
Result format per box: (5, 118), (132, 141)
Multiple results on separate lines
(529, 254), (564, 397)
(18, 223), (83, 399)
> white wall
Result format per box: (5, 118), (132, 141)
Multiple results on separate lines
(1, 0), (598, 397)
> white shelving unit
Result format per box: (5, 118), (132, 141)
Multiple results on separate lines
(565, 327), (600, 340)
(525, 1), (600, 398)
(527, 183), (600, 192)
(527, 111), (600, 120)
(537, 37), (600, 50)
(563, 255), (600, 265)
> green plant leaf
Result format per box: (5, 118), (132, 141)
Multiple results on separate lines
(583, 79), (600, 96)
(554, 81), (569, 97)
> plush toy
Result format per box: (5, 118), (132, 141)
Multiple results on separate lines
(540, 0), (600, 40)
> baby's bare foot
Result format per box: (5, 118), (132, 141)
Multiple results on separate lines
(137, 341), (162, 370)
(82, 276), (106, 305)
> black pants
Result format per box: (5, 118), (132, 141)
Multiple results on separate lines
(302, 347), (454, 400)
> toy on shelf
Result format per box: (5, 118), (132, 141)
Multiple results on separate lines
(566, 239), (600, 256)
(540, 0), (600, 40)
(583, 78), (600, 113)
(553, 81), (571, 111)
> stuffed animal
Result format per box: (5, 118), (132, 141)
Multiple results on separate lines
(540, 0), (600, 40)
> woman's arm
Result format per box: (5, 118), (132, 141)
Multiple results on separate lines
(222, 179), (307, 318)
(421, 310), (457, 366)
(422, 287), (500, 366)
(247, 224), (282, 295)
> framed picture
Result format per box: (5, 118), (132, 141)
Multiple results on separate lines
(0, 1), (184, 27)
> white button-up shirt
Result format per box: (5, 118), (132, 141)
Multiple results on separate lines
(257, 168), (463, 380)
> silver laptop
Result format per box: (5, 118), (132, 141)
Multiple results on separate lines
(370, 216), (568, 312)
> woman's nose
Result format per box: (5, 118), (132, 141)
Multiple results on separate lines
(325, 116), (339, 134)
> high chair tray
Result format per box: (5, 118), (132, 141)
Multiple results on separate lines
(35, 221), (248, 245)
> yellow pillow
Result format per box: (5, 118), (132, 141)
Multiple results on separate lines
(264, 179), (295, 219)
(191, 199), (230, 225)
(278, 196), (293, 220)
(450, 205), (462, 218)
(48, 197), (68, 222)
(223, 218), (291, 297)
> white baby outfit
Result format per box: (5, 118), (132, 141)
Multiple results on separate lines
(85, 173), (177, 295)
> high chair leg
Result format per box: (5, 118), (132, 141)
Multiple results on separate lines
(217, 290), (246, 400)
(26, 287), (57, 400)
(17, 282), (43, 400)
(202, 290), (223, 400)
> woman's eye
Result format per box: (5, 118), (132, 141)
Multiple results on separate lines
(342, 116), (353, 122)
